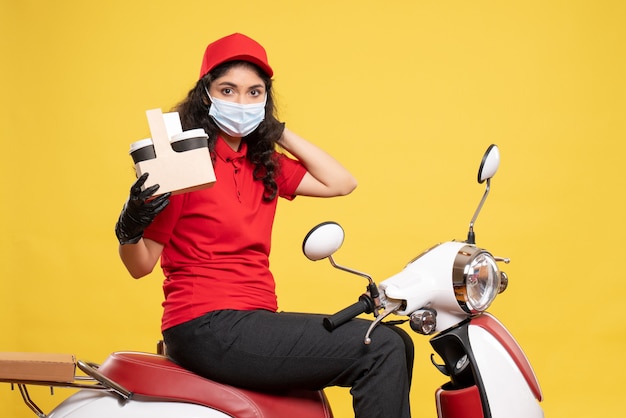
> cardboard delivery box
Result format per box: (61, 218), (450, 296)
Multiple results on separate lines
(130, 108), (216, 195)
(0, 352), (76, 383)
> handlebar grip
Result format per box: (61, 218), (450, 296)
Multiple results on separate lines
(323, 295), (374, 331)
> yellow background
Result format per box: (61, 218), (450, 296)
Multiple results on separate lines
(2, 0), (625, 417)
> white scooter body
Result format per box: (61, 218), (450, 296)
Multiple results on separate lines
(428, 313), (543, 418)
(463, 315), (542, 417)
(380, 241), (472, 331)
(49, 390), (227, 418)
(379, 241), (543, 417)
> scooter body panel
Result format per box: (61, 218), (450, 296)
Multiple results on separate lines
(430, 313), (543, 418)
(380, 241), (469, 330)
(48, 390), (228, 418)
(471, 314), (542, 402)
(468, 321), (543, 417)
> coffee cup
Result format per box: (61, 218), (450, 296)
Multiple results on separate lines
(129, 138), (156, 163)
(170, 129), (209, 152)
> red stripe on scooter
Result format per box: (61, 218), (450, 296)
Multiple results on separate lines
(472, 314), (543, 401)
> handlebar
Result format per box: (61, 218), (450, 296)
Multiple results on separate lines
(323, 295), (375, 331)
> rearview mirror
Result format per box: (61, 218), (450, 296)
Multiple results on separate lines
(302, 222), (345, 261)
(478, 144), (500, 184)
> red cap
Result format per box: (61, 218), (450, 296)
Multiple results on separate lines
(198, 33), (273, 79)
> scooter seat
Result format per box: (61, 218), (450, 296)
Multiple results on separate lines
(97, 351), (333, 418)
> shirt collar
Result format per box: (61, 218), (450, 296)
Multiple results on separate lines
(214, 136), (248, 163)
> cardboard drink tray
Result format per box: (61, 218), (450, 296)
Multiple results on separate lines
(134, 109), (216, 195)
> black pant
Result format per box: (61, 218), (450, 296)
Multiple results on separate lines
(163, 309), (413, 418)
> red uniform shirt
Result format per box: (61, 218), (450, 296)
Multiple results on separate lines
(143, 137), (307, 331)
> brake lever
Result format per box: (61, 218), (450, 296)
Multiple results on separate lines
(363, 299), (403, 345)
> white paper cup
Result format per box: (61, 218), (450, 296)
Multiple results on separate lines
(129, 138), (156, 163)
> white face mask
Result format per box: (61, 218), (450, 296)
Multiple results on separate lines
(206, 89), (267, 137)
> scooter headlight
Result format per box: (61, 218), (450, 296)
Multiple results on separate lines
(453, 246), (501, 313)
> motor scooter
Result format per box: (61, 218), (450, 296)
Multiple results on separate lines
(1, 144), (542, 418)
(302, 144), (543, 418)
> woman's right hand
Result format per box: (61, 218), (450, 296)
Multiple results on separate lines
(115, 173), (170, 245)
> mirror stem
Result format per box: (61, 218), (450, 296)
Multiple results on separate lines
(329, 255), (373, 283)
(328, 256), (381, 315)
(467, 178), (491, 244)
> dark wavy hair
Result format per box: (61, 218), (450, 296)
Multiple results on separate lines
(172, 61), (284, 201)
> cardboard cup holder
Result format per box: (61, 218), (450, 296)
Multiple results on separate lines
(130, 109), (216, 195)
